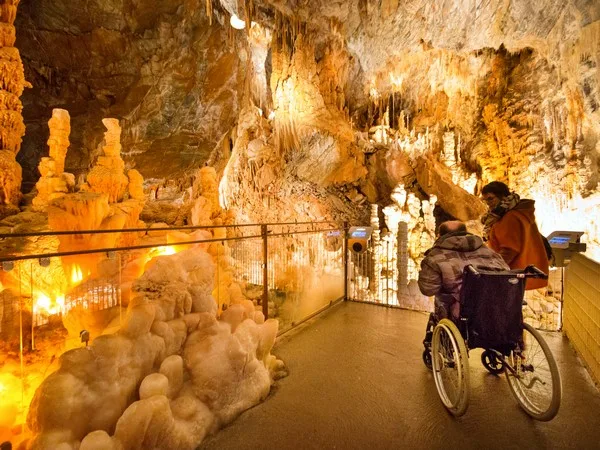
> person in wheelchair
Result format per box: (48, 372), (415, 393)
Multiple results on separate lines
(418, 224), (561, 420)
(418, 220), (509, 322)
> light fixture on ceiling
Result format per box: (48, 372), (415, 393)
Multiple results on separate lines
(230, 14), (246, 30)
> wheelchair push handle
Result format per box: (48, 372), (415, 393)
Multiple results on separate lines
(464, 264), (548, 279)
(524, 265), (548, 279)
(466, 265), (480, 277)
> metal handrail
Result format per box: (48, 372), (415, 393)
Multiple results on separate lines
(0, 234), (262, 263)
(0, 221), (348, 331)
(0, 220), (338, 239)
(0, 226), (342, 263)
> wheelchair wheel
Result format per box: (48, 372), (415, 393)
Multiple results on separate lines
(481, 350), (504, 375)
(505, 323), (562, 421)
(431, 319), (470, 416)
(423, 349), (432, 370)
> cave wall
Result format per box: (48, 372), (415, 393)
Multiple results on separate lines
(16, 0), (243, 190)
(11, 0), (600, 253)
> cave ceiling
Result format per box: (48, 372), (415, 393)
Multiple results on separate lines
(11, 0), (600, 237)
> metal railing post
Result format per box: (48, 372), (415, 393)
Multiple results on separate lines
(262, 224), (269, 319)
(343, 222), (349, 301)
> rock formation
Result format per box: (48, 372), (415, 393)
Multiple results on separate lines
(0, 0), (30, 218)
(32, 109), (75, 211)
(84, 119), (129, 203)
(26, 245), (284, 450)
(79, 118), (145, 246)
(12, 1), (600, 257)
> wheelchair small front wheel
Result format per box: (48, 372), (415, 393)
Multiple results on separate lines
(481, 350), (504, 375)
(431, 319), (470, 416)
(505, 323), (562, 421)
(423, 349), (432, 370)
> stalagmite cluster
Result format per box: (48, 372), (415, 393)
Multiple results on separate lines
(0, 0), (29, 218)
(27, 246), (283, 450)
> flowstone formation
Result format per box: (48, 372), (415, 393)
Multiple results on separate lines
(186, 165), (247, 316)
(32, 109), (75, 211)
(26, 244), (284, 450)
(0, 0), (30, 218)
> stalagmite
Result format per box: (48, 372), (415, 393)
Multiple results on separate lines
(84, 119), (129, 204)
(32, 109), (75, 211)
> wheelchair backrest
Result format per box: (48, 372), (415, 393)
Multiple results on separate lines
(459, 266), (526, 351)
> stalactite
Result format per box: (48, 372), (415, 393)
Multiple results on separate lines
(205, 0), (213, 25)
(243, 0), (254, 36)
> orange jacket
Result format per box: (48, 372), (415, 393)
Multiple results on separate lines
(488, 199), (549, 290)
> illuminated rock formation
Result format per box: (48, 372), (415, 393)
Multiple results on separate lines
(32, 109), (75, 211)
(383, 184), (436, 282)
(84, 119), (129, 204)
(13, 0), (600, 258)
(47, 192), (126, 278)
(27, 246), (283, 450)
(0, 0), (30, 217)
(270, 24), (366, 187)
(190, 166), (245, 315)
(77, 118), (146, 246)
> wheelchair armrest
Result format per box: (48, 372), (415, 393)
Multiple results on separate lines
(524, 265), (548, 279)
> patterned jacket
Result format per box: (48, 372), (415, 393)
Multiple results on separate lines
(418, 231), (509, 320)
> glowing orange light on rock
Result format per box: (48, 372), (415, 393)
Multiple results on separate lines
(144, 246), (179, 269)
(33, 290), (65, 316)
(71, 265), (83, 285)
(151, 246), (177, 257)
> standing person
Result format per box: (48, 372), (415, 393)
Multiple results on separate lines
(418, 220), (509, 321)
(480, 181), (549, 290)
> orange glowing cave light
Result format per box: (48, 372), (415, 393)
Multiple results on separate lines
(33, 291), (65, 317)
(144, 245), (178, 267)
(70, 265), (84, 285)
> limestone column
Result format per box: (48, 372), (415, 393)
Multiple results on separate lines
(370, 204), (381, 298)
(397, 220), (408, 289)
(81, 118), (146, 246)
(0, 0), (30, 216)
(32, 109), (74, 211)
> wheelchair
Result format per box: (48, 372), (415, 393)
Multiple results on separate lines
(422, 265), (562, 421)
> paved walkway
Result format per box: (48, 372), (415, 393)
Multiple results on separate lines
(200, 301), (600, 450)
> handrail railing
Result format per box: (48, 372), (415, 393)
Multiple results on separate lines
(0, 222), (347, 325)
(0, 227), (340, 263)
(0, 220), (338, 239)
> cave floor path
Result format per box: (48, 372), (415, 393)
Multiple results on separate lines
(199, 301), (600, 450)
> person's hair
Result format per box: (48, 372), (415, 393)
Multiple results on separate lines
(481, 181), (510, 198)
(438, 221), (467, 237)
